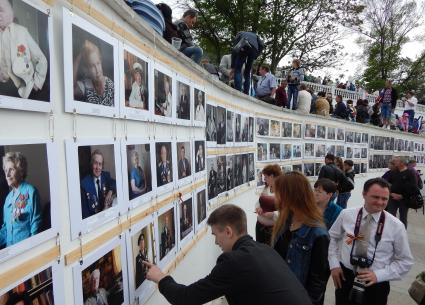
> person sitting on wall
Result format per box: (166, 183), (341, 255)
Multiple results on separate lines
(156, 3), (178, 44)
(255, 65), (277, 104)
(80, 150), (116, 219)
(144, 204), (314, 305)
(174, 9), (203, 64)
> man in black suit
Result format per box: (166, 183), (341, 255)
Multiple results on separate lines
(195, 142), (205, 172)
(157, 144), (172, 186)
(135, 233), (147, 288)
(160, 214), (173, 259)
(144, 204), (313, 305)
(178, 145), (191, 179)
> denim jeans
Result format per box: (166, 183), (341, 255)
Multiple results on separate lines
(287, 85), (299, 110)
(337, 192), (351, 209)
(182, 46), (203, 64)
(232, 48), (257, 94)
(403, 110), (415, 129)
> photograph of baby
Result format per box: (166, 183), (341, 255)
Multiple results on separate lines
(123, 50), (148, 110)
(179, 197), (193, 241)
(176, 81), (190, 120)
(0, 144), (51, 250)
(78, 145), (117, 220)
(126, 144), (152, 201)
(154, 69), (172, 117)
(73, 25), (115, 107)
(0, 0), (50, 103)
(158, 207), (175, 260)
(196, 189), (207, 225)
(194, 88), (205, 122)
(81, 247), (124, 305)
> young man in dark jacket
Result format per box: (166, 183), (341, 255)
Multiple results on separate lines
(333, 95), (348, 119)
(174, 9), (203, 64)
(319, 154), (352, 202)
(336, 160), (355, 208)
(144, 204), (313, 305)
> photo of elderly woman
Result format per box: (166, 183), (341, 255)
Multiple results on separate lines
(123, 51), (148, 110)
(194, 88), (205, 122)
(0, 0), (50, 102)
(154, 69), (172, 117)
(72, 25), (115, 106)
(0, 144), (51, 250)
(126, 144), (152, 201)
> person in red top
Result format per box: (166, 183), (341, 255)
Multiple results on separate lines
(275, 80), (288, 108)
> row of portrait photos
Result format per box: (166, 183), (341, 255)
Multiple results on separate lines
(369, 136), (424, 153)
(0, 190), (207, 305)
(0, 0), (207, 127)
(368, 154), (425, 169)
(257, 143), (369, 161)
(0, 138), (206, 262)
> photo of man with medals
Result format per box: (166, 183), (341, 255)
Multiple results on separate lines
(156, 143), (172, 187)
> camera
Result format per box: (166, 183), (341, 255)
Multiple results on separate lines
(348, 256), (372, 304)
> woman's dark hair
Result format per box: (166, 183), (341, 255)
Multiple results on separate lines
(156, 3), (172, 22)
(262, 164), (282, 177)
(314, 178), (337, 194)
(137, 233), (145, 245)
(317, 91), (326, 97)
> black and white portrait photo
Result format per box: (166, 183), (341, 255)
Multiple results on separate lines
(226, 111), (234, 143)
(206, 104), (217, 142)
(293, 123), (302, 138)
(327, 127), (336, 140)
(282, 122), (292, 138)
(303, 163), (314, 177)
(315, 144), (326, 158)
(361, 133), (369, 144)
(292, 144), (302, 158)
(226, 156), (234, 191)
(336, 145), (345, 158)
(293, 164), (303, 172)
(154, 69), (172, 118)
(235, 113), (241, 142)
(176, 81), (190, 120)
(194, 140), (205, 173)
(361, 148), (368, 159)
(158, 207), (175, 260)
(194, 88), (205, 122)
(257, 143), (268, 161)
(155, 142), (173, 187)
(248, 117), (254, 142)
(196, 189), (206, 225)
(337, 128), (345, 141)
(216, 106), (226, 145)
(176, 142), (191, 180)
(327, 145), (336, 155)
(241, 115), (249, 142)
(346, 131), (354, 143)
(233, 155), (243, 187)
(248, 153), (255, 181)
(354, 132), (362, 144)
(270, 120), (280, 137)
(216, 156), (226, 194)
(207, 157), (217, 199)
(304, 124), (316, 138)
(316, 125), (326, 139)
(179, 197), (193, 241)
(123, 50), (148, 111)
(256, 118), (269, 136)
(346, 146), (353, 158)
(304, 143), (314, 158)
(269, 143), (281, 160)
(315, 163), (322, 176)
(0, 0), (51, 110)
(281, 144), (291, 159)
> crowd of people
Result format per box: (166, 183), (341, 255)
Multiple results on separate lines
(140, 154), (416, 305)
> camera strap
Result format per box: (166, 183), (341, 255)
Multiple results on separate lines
(350, 208), (386, 265)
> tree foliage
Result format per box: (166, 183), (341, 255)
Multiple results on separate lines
(176, 0), (363, 73)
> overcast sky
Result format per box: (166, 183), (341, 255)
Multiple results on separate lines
(152, 0), (425, 82)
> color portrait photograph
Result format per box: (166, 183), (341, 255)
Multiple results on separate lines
(176, 81), (190, 121)
(176, 142), (191, 180)
(194, 140), (205, 174)
(125, 144), (152, 203)
(206, 104), (217, 143)
(158, 207), (175, 261)
(196, 189), (206, 226)
(155, 142), (173, 188)
(193, 88), (205, 122)
(179, 197), (193, 241)
(154, 69), (172, 118)
(123, 49), (149, 111)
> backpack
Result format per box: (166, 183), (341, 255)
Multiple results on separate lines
(409, 271), (425, 304)
(406, 186), (424, 210)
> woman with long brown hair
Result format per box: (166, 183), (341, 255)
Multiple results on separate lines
(272, 171), (329, 305)
(255, 164), (282, 244)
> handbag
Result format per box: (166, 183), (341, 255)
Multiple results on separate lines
(232, 37), (252, 54)
(406, 187), (424, 210)
(409, 272), (425, 304)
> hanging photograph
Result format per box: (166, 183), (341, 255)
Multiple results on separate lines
(207, 157), (217, 200)
(156, 203), (177, 266)
(122, 140), (154, 209)
(292, 144), (302, 159)
(241, 154), (249, 184)
(216, 156), (227, 195)
(293, 164), (303, 172)
(126, 214), (156, 305)
(303, 163), (314, 177)
(304, 124), (316, 138)
(337, 128), (345, 141)
(195, 187), (207, 230)
(282, 121), (293, 138)
(72, 237), (129, 305)
(248, 117), (254, 142)
(327, 127), (336, 140)
(316, 125), (326, 139)
(226, 110), (234, 143)
(193, 87), (205, 126)
(63, 8), (119, 117)
(336, 145), (345, 158)
(361, 148), (368, 159)
(66, 140), (124, 239)
(120, 45), (151, 121)
(269, 143), (281, 160)
(256, 118), (269, 136)
(256, 169), (264, 187)
(361, 163), (367, 173)
(248, 153), (255, 181)
(314, 163), (322, 176)
(0, 262), (64, 304)
(304, 143), (315, 158)
(354, 132), (362, 143)
(293, 123), (302, 138)
(270, 120), (281, 137)
(361, 133), (369, 144)
(281, 144), (292, 159)
(216, 106), (227, 145)
(226, 156), (234, 191)
(353, 163), (360, 174)
(0, 141), (58, 262)
(155, 141), (175, 194)
(234, 113), (242, 143)
(346, 146), (353, 158)
(345, 131), (354, 143)
(327, 144), (336, 156)
(353, 148), (361, 159)
(206, 104), (217, 145)
(315, 144), (326, 158)
(257, 143), (268, 162)
(0, 0), (53, 113)
(178, 193), (194, 247)
(282, 165), (292, 174)
(193, 140), (206, 180)
(370, 136), (375, 149)
(233, 155), (243, 187)
(176, 80), (191, 123)
(176, 141), (192, 187)
(241, 115), (249, 143)
(153, 66), (174, 123)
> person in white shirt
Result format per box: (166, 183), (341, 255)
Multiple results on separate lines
(194, 89), (205, 121)
(296, 84), (312, 114)
(128, 62), (148, 109)
(403, 90), (418, 130)
(328, 177), (413, 305)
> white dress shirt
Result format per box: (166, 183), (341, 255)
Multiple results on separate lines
(404, 96), (418, 111)
(328, 207), (414, 283)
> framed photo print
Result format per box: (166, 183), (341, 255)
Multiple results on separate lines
(248, 153), (255, 182)
(176, 141), (192, 187)
(156, 202), (177, 267)
(336, 145), (345, 158)
(315, 163), (322, 176)
(193, 140), (206, 180)
(304, 143), (315, 158)
(256, 118), (269, 137)
(178, 193), (194, 248)
(293, 123), (302, 138)
(327, 127), (336, 140)
(126, 214), (156, 305)
(315, 144), (326, 158)
(337, 128), (345, 141)
(63, 8), (119, 117)
(193, 87), (206, 126)
(316, 125), (326, 139)
(206, 103), (217, 146)
(0, 140), (59, 262)
(292, 144), (302, 159)
(216, 106), (227, 145)
(281, 143), (292, 160)
(176, 79), (191, 125)
(154, 141), (175, 195)
(121, 139), (155, 209)
(216, 156), (227, 195)
(226, 155), (234, 191)
(270, 120), (281, 137)
(120, 44), (152, 121)
(248, 117), (255, 142)
(282, 121), (292, 138)
(304, 124), (316, 138)
(0, 0), (53, 113)
(303, 163), (314, 177)
(233, 155), (243, 188)
(66, 139), (124, 239)
(257, 143), (268, 162)
(72, 237), (129, 305)
(345, 131), (354, 143)
(327, 144), (336, 155)
(293, 163), (303, 172)
(207, 157), (218, 200)
(234, 113), (242, 143)
(226, 110), (235, 144)
(241, 115), (249, 143)
(269, 143), (281, 161)
(153, 65), (174, 124)
(194, 187), (207, 231)
(256, 169), (265, 187)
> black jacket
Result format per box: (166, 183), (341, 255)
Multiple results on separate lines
(233, 31), (264, 55)
(158, 235), (313, 305)
(318, 163), (352, 192)
(340, 170), (355, 193)
(387, 168), (417, 201)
